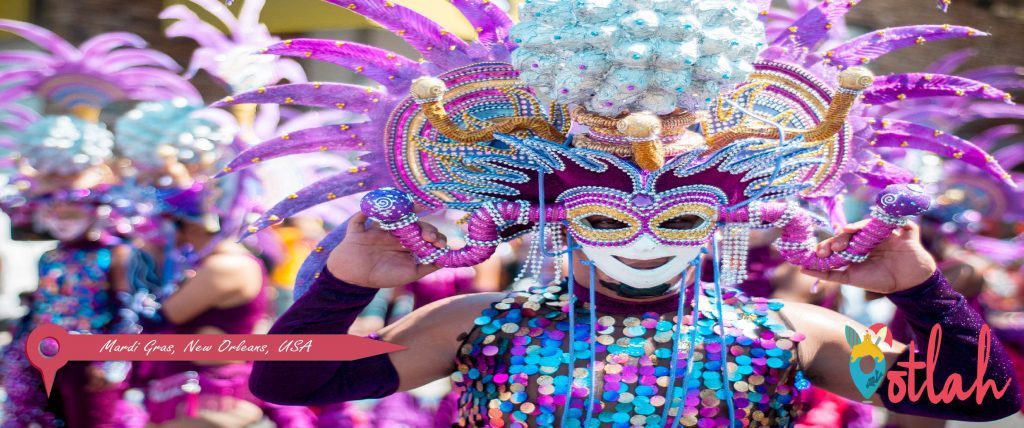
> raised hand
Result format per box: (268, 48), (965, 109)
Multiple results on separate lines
(326, 213), (446, 288)
(800, 221), (937, 294)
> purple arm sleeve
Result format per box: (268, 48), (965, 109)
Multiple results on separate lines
(248, 269), (400, 406)
(880, 270), (1023, 421)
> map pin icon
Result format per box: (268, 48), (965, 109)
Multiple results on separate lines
(25, 323), (70, 396)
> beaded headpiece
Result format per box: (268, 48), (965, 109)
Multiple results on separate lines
(115, 98), (238, 175)
(0, 19), (197, 175)
(18, 115), (114, 176)
(0, 20), (199, 120)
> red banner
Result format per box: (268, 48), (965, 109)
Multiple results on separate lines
(26, 323), (404, 396)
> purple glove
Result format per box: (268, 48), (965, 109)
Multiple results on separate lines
(249, 269), (400, 405)
(880, 270), (1022, 421)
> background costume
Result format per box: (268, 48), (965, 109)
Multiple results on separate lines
(0, 19), (187, 427)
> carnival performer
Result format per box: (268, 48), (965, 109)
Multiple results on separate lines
(213, 0), (1023, 426)
(112, 98), (274, 427)
(107, 1), (318, 425)
(0, 18), (197, 427)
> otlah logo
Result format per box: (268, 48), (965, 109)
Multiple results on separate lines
(846, 323), (893, 400)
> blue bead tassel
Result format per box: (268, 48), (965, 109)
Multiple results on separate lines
(583, 260), (598, 425)
(712, 234), (738, 428)
(662, 248), (706, 425)
(672, 252), (706, 428)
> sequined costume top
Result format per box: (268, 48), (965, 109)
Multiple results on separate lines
(32, 245), (119, 333)
(452, 283), (806, 427)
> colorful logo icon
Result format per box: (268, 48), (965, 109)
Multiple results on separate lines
(846, 323), (892, 400)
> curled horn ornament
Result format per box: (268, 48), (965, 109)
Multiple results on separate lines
(410, 76), (566, 144)
(705, 67), (874, 152)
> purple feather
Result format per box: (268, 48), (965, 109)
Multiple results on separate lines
(449, 0), (514, 49)
(241, 170), (386, 239)
(161, 0), (304, 92)
(292, 220), (351, 298)
(993, 144), (1024, 171)
(853, 162), (916, 188)
(113, 69), (202, 102)
(237, 0), (267, 37)
(0, 103), (39, 128)
(965, 238), (1024, 264)
(871, 119), (1014, 186)
(964, 103), (1024, 120)
(770, 0), (853, 50)
(863, 73), (1012, 105)
(0, 118), (21, 129)
(961, 66), (1024, 91)
(97, 50), (183, 74)
(322, 0), (473, 69)
(218, 123), (379, 175)
(264, 39), (421, 90)
(879, 105), (965, 124)
(161, 6), (233, 51)
(827, 25), (987, 69)
(927, 48), (975, 75)
(0, 19), (78, 60)
(937, 0), (952, 13)
(274, 60), (308, 85)
(0, 88), (34, 112)
(181, 48), (220, 80)
(0, 51), (55, 68)
(215, 82), (391, 112)
(962, 66), (1024, 80)
(0, 70), (39, 90)
(79, 32), (148, 57)
(971, 124), (1020, 150)
(807, 195), (848, 229)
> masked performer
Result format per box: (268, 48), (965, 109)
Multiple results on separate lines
(217, 1), (1023, 426)
(112, 97), (270, 426)
(119, 2), (318, 426)
(0, 19), (197, 427)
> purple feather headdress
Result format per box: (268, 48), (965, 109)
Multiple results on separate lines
(160, 0), (306, 92)
(154, 0), (317, 266)
(761, 0), (1017, 195)
(0, 19), (199, 117)
(252, 106), (362, 225)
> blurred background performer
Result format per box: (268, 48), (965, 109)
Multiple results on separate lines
(0, 18), (192, 427)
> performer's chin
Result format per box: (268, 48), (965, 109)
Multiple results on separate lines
(599, 280), (675, 299)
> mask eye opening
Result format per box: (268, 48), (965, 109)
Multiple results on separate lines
(583, 215), (631, 230)
(657, 214), (706, 231)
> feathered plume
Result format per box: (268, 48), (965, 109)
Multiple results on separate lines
(160, 0), (306, 92)
(763, 0), (1018, 190)
(0, 19), (199, 114)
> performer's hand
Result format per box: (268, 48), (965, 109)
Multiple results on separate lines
(326, 212), (444, 288)
(800, 221), (937, 294)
